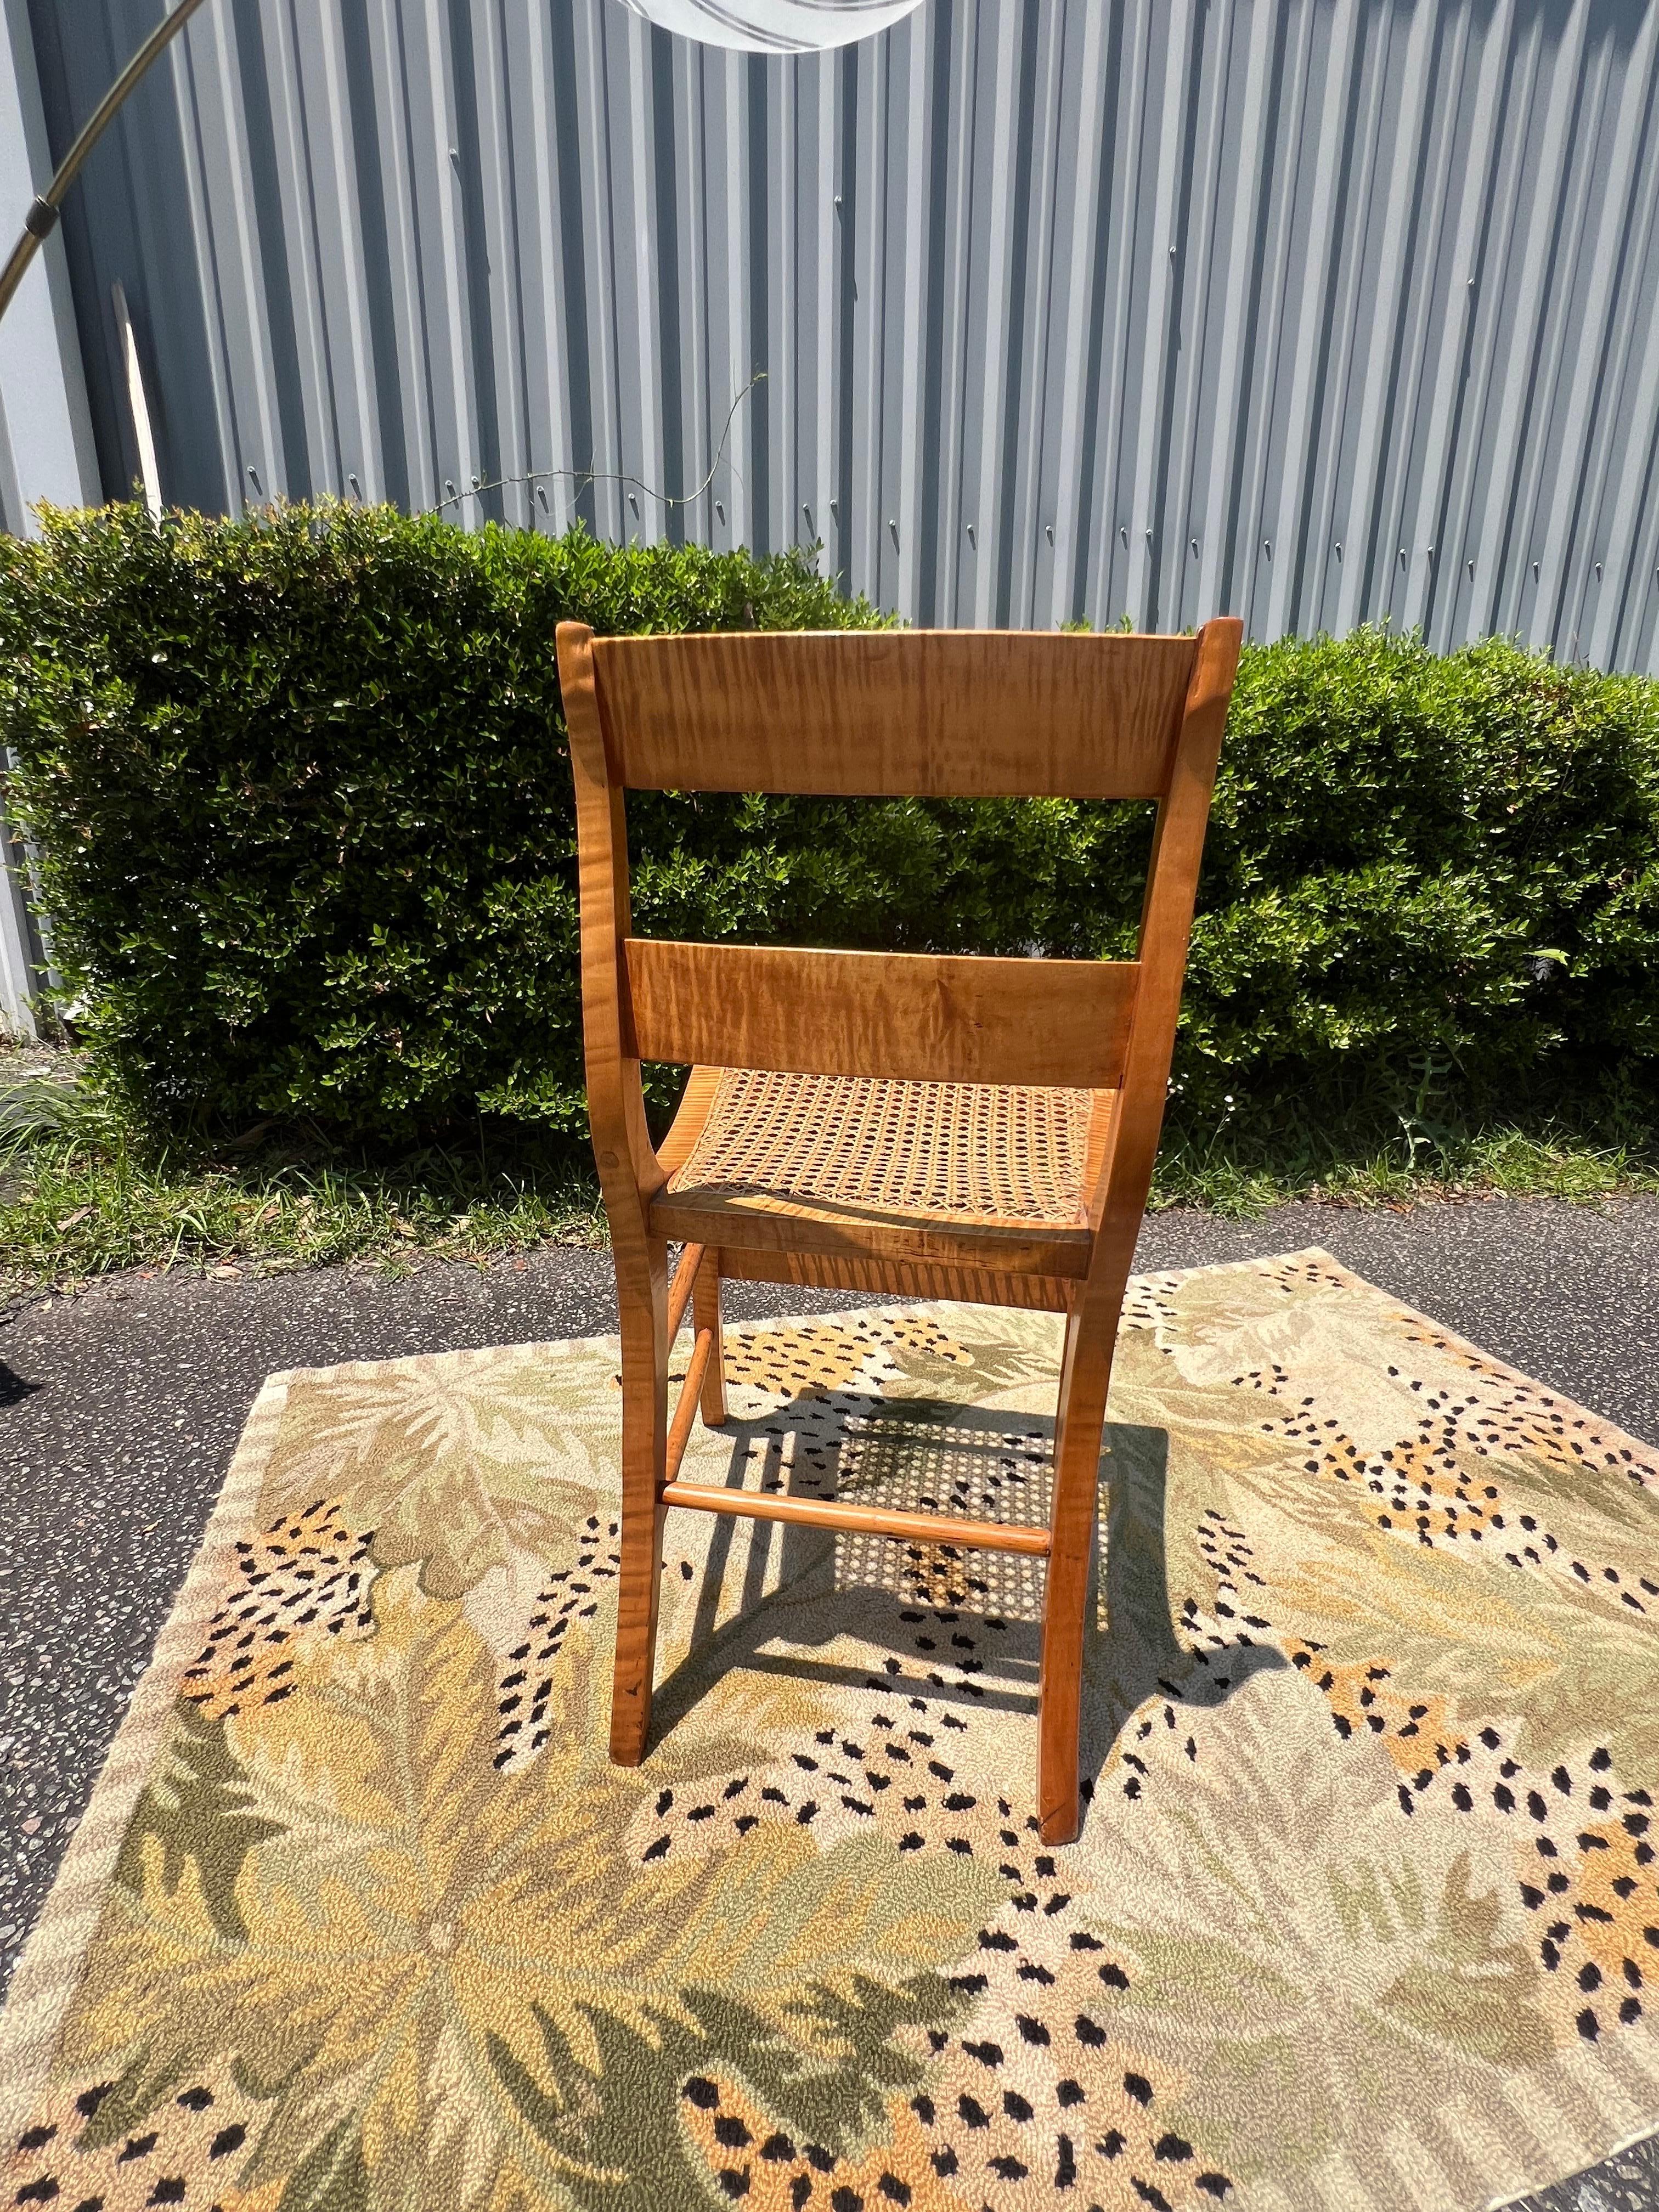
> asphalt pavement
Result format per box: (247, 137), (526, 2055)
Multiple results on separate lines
(2, 1192), (1656, 2209)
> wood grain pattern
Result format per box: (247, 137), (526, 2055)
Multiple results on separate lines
(665, 1240), (705, 1346)
(625, 939), (1137, 1090)
(558, 620), (670, 1767)
(714, 1245), (1077, 1313)
(563, 613), (1242, 1840)
(1035, 616), (1243, 1843)
(651, 1180), (1091, 1275)
(692, 1254), (727, 1426)
(660, 1482), (1052, 1556)
(1035, 1305), (1110, 1844)
(665, 1326), (715, 1482)
(592, 629), (1197, 796)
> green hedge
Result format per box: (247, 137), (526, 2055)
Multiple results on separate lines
(3, 500), (1656, 1146)
(0, 503), (882, 1135)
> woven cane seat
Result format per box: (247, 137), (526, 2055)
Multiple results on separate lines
(651, 1067), (1102, 1276)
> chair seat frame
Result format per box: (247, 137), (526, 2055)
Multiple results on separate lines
(559, 618), (1242, 1844)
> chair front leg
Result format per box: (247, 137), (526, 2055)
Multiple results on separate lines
(610, 1242), (669, 1765)
(693, 1250), (727, 1428)
(1037, 1305), (1114, 1845)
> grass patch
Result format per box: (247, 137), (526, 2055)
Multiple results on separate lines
(0, 1062), (603, 1289)
(1151, 1075), (1659, 1215)
(3, 1051), (1655, 1289)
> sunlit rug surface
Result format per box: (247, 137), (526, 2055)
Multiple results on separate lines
(4, 1250), (1658, 2212)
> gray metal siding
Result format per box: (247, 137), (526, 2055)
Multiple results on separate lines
(25, 0), (1659, 668)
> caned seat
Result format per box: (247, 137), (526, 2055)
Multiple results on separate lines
(653, 1068), (1101, 1273)
(558, 619), (1242, 1844)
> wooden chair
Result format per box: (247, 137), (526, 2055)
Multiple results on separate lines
(558, 618), (1242, 1844)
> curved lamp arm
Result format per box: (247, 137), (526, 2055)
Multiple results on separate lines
(0, 0), (211, 326)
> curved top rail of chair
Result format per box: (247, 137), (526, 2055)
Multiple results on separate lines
(585, 627), (1201, 797)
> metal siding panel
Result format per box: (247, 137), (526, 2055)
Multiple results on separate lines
(0, 0), (101, 533)
(766, 43), (790, 560)
(617, 13), (656, 540)
(746, 50), (772, 556)
(24, 0), (1659, 668)
(1571, 9), (1659, 666)
(504, 0), (554, 526)
(473, 0), (529, 531)
(194, 1), (294, 501)
(933, 3), (977, 622)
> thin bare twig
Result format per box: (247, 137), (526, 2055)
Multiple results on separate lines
(424, 370), (766, 520)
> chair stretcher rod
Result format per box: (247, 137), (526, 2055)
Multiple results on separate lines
(658, 1481), (1052, 1556)
(664, 1325), (716, 1481)
(666, 1241), (706, 1345)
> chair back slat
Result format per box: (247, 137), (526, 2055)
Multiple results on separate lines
(624, 939), (1138, 1091)
(591, 629), (1198, 797)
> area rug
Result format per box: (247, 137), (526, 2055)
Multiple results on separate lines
(3, 1250), (1658, 2212)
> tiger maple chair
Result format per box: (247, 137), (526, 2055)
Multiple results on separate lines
(558, 617), (1241, 1845)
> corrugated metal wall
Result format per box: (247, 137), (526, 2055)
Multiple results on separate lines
(24, 0), (1659, 669)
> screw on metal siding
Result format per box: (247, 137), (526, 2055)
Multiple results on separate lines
(1045, 523), (1054, 544)
(1262, 540), (1271, 560)
(715, 499), (725, 522)
(1119, 525), (1128, 548)
(348, 472), (361, 498)
(1595, 562), (1602, 580)
(445, 480), (456, 499)
(802, 504), (813, 531)
(1190, 538), (1199, 557)
(1146, 528), (1153, 542)
(830, 498), (839, 522)
(889, 518), (899, 549)
(1467, 559), (1475, 578)
(628, 492), (639, 515)
(1398, 547), (1408, 566)
(966, 521), (975, 546)
(537, 486), (549, 511)
(1335, 542), (1342, 561)
(246, 464), (262, 494)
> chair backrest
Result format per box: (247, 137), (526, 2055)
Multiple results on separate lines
(585, 629), (1202, 797)
(559, 620), (1242, 1212)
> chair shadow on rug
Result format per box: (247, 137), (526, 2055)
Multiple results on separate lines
(647, 1397), (1287, 1803)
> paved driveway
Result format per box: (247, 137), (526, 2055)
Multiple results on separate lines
(3, 1193), (1656, 2209)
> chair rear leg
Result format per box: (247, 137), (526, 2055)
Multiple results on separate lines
(610, 1246), (669, 1765)
(1037, 1306), (1115, 1845)
(694, 1250), (727, 1427)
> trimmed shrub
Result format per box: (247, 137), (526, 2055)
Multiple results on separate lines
(0, 503), (884, 1135)
(1192, 629), (1659, 1097)
(2, 501), (1656, 1146)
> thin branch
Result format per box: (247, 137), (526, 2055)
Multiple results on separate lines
(423, 370), (766, 520)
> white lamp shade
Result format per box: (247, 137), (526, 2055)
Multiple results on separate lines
(618, 0), (926, 54)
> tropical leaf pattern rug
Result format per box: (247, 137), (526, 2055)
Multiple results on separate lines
(3, 1249), (1657, 2212)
